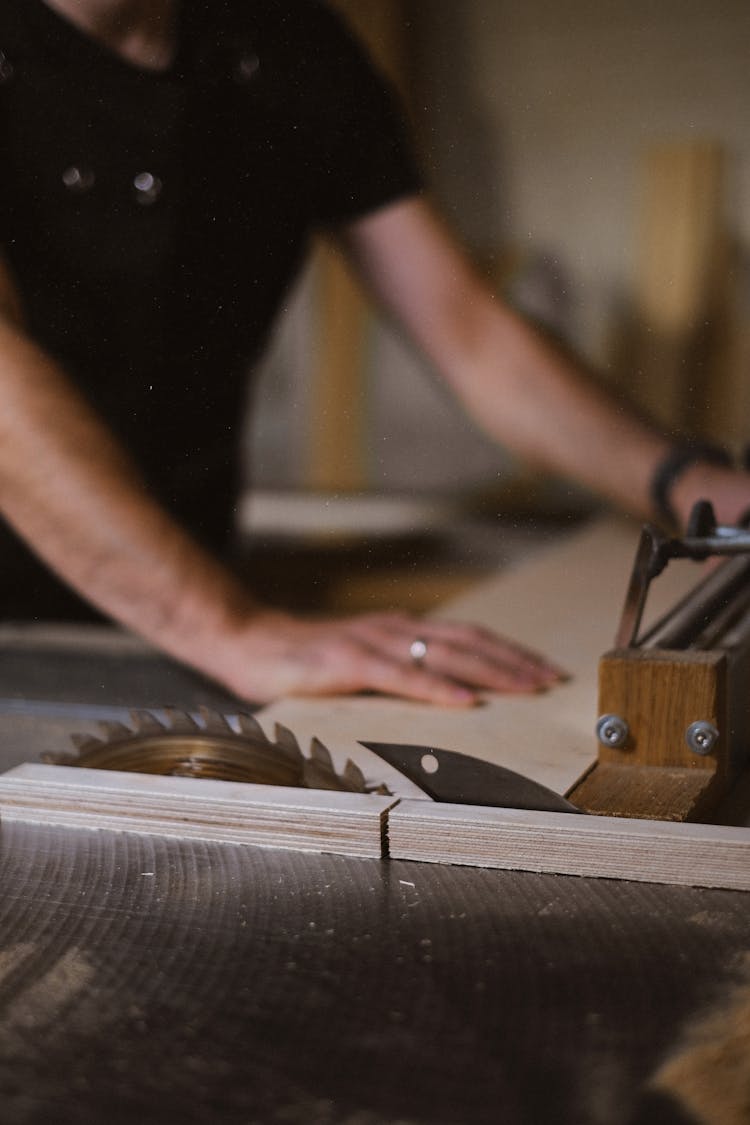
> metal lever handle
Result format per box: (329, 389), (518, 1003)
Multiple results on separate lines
(615, 501), (750, 649)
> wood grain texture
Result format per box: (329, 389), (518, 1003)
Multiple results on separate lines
(307, 245), (369, 491)
(597, 649), (726, 771)
(571, 647), (733, 820)
(387, 800), (750, 891)
(637, 142), (724, 336)
(632, 141), (726, 430)
(306, 0), (409, 492)
(0, 764), (396, 858)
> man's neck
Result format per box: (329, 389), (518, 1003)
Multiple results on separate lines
(42, 0), (178, 71)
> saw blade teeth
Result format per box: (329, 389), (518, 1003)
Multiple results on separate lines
(41, 751), (77, 765)
(273, 723), (304, 763)
(301, 759), (344, 791)
(57, 712), (356, 795)
(98, 720), (132, 741)
(197, 706), (232, 733)
(237, 712), (269, 742)
(309, 737), (334, 769)
(343, 759), (366, 792)
(130, 710), (166, 734)
(163, 707), (200, 733)
(71, 733), (105, 752)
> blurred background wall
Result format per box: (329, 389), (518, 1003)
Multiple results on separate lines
(246, 0), (750, 510)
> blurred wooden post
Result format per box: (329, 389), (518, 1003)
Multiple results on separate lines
(307, 0), (410, 493)
(631, 141), (726, 433)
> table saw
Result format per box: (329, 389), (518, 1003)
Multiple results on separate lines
(0, 516), (748, 1125)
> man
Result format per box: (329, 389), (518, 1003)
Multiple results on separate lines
(0, 0), (748, 707)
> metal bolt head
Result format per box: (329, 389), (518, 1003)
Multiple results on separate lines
(62, 165), (96, 194)
(133, 171), (162, 205)
(685, 720), (719, 756)
(596, 714), (630, 749)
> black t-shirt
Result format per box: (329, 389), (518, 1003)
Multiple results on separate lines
(0, 0), (421, 618)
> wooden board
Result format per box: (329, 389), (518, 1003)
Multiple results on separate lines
(631, 140), (726, 432)
(387, 800), (750, 891)
(0, 764), (396, 859)
(259, 517), (707, 798)
(307, 1), (409, 492)
(5, 764), (748, 892)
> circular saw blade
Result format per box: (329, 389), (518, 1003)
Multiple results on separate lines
(42, 707), (381, 794)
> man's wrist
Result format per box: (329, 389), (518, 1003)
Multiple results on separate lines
(649, 441), (733, 528)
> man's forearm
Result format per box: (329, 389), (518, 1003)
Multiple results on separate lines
(433, 295), (670, 519)
(433, 275), (750, 528)
(342, 198), (750, 528)
(0, 316), (565, 707)
(0, 317), (260, 676)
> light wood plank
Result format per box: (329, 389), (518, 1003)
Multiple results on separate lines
(307, 0), (409, 492)
(631, 141), (726, 430)
(388, 800), (750, 891)
(0, 764), (396, 859)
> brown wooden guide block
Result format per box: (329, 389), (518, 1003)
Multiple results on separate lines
(571, 648), (736, 821)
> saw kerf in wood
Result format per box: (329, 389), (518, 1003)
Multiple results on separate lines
(570, 506), (750, 821)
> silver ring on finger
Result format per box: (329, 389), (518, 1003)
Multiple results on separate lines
(409, 637), (429, 666)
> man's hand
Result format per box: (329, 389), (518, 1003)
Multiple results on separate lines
(208, 610), (566, 707)
(0, 251), (565, 710)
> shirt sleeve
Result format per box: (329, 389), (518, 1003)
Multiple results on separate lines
(300, 2), (423, 227)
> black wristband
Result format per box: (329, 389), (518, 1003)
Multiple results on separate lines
(650, 442), (733, 527)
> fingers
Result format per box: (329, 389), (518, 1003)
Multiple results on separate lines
(270, 628), (479, 707)
(230, 610), (567, 707)
(345, 613), (566, 694)
(329, 648), (480, 708)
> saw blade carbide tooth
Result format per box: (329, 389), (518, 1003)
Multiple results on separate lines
(237, 712), (270, 742)
(98, 720), (132, 741)
(52, 711), (357, 793)
(131, 710), (166, 734)
(163, 707), (200, 733)
(70, 733), (105, 752)
(301, 759), (345, 792)
(343, 759), (366, 792)
(274, 723), (304, 763)
(198, 706), (233, 733)
(310, 737), (334, 769)
(41, 751), (77, 765)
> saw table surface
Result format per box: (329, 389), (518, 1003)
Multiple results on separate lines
(1, 818), (748, 1125)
